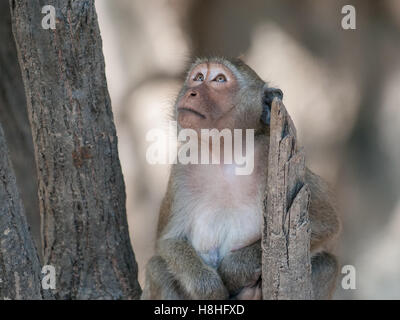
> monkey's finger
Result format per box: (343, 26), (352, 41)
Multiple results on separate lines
(261, 86), (283, 125)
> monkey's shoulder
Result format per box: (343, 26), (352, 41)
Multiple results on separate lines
(306, 168), (341, 251)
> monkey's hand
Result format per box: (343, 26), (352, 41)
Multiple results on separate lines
(261, 86), (283, 125)
(158, 239), (229, 300)
(217, 240), (261, 296)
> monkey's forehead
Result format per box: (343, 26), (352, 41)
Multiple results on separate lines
(187, 57), (264, 85)
(187, 57), (241, 79)
(192, 56), (235, 65)
(190, 57), (237, 70)
(188, 62), (236, 78)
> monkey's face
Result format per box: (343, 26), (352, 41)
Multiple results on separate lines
(176, 63), (239, 132)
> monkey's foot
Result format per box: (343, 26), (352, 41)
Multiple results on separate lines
(232, 278), (262, 300)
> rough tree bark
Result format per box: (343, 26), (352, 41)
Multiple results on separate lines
(262, 98), (313, 300)
(0, 124), (43, 300)
(0, 0), (40, 254)
(10, 0), (141, 299)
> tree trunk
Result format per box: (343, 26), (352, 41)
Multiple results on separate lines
(0, 124), (43, 300)
(10, 0), (141, 299)
(0, 0), (40, 255)
(262, 98), (313, 300)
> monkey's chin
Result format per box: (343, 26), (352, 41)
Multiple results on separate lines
(177, 113), (203, 129)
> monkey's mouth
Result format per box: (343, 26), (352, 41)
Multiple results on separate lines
(178, 107), (206, 119)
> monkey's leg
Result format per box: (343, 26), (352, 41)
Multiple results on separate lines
(231, 279), (262, 300)
(232, 251), (338, 300)
(217, 241), (261, 297)
(141, 255), (186, 300)
(311, 251), (339, 300)
(158, 239), (229, 300)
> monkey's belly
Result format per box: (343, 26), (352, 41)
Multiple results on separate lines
(189, 206), (262, 267)
(173, 162), (266, 267)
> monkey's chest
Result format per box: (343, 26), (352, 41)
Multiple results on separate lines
(190, 205), (262, 267)
(185, 165), (264, 267)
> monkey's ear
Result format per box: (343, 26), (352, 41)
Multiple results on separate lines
(261, 85), (283, 125)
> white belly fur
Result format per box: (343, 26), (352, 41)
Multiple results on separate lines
(162, 161), (265, 267)
(190, 202), (262, 267)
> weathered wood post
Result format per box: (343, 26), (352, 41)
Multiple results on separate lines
(262, 98), (313, 299)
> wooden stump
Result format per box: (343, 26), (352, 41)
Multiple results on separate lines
(262, 98), (313, 300)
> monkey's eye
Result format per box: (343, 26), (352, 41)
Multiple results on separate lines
(193, 73), (204, 81)
(214, 74), (227, 83)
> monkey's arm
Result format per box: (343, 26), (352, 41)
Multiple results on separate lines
(157, 239), (229, 300)
(306, 168), (341, 252)
(156, 174), (174, 238)
(217, 241), (261, 295)
(217, 170), (339, 299)
(305, 169), (340, 298)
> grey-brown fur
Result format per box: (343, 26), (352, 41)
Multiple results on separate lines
(142, 57), (340, 300)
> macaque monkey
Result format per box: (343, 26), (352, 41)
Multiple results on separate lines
(141, 57), (340, 300)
